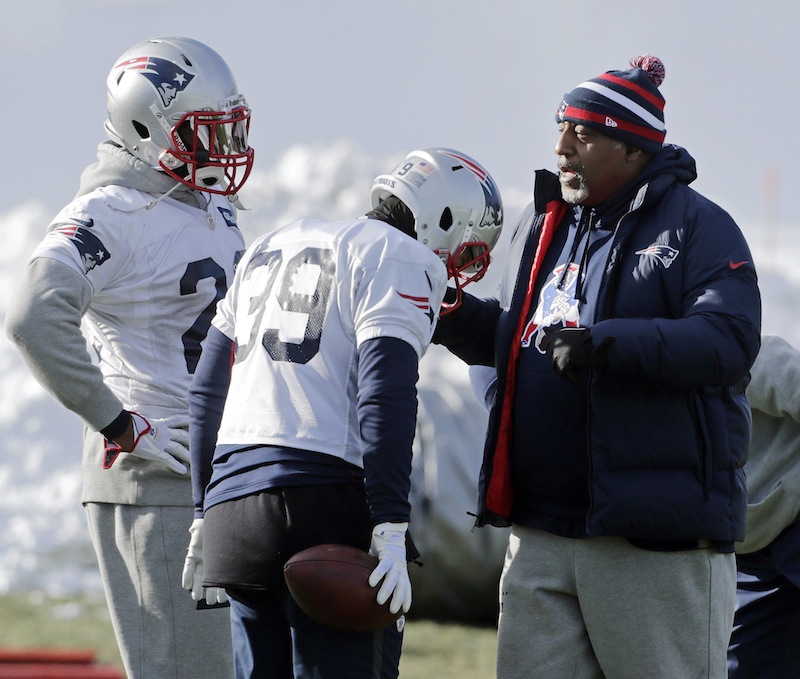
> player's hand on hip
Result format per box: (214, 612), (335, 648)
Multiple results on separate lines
(368, 521), (412, 615)
(104, 411), (189, 474)
(181, 518), (229, 605)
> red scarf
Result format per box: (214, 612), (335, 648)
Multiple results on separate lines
(485, 201), (567, 519)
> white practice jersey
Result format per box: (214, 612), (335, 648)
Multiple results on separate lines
(33, 186), (245, 418)
(21, 185), (245, 506)
(214, 217), (448, 468)
(32, 185), (246, 417)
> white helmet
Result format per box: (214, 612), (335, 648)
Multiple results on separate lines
(370, 148), (503, 309)
(105, 36), (254, 195)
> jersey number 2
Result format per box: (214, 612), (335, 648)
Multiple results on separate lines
(180, 258), (227, 373)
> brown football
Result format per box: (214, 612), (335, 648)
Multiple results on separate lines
(283, 544), (403, 632)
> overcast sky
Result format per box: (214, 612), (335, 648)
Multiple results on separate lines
(2, 0), (798, 235)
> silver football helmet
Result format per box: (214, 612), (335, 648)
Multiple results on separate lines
(370, 148), (503, 311)
(105, 36), (254, 195)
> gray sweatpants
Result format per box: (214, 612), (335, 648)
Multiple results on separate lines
(497, 525), (736, 679)
(85, 503), (234, 679)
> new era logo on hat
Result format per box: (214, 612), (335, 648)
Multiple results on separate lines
(556, 55), (667, 155)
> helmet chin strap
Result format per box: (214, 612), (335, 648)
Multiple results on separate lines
(110, 181), (186, 213)
(144, 182), (183, 210)
(159, 150), (231, 194)
(194, 166), (226, 188)
(194, 166), (245, 208)
(461, 211), (477, 243)
(158, 149), (183, 171)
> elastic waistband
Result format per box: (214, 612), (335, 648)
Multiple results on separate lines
(627, 537), (718, 552)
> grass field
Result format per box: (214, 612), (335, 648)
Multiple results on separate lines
(0, 591), (498, 678)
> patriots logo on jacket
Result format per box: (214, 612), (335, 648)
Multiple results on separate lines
(521, 263), (580, 352)
(113, 56), (195, 107)
(52, 225), (111, 273)
(635, 244), (679, 268)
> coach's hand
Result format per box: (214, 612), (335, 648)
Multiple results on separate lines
(104, 411), (189, 474)
(181, 518), (228, 605)
(368, 522), (412, 615)
(543, 326), (614, 385)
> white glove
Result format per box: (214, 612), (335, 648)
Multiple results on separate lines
(104, 411), (189, 475)
(181, 518), (228, 605)
(368, 521), (412, 615)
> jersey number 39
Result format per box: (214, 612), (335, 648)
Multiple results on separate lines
(235, 246), (335, 365)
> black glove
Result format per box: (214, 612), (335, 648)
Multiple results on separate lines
(544, 327), (614, 384)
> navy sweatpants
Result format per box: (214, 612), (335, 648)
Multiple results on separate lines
(729, 521), (800, 678)
(226, 586), (404, 679)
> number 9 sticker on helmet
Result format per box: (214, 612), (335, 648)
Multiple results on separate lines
(370, 147), (503, 312)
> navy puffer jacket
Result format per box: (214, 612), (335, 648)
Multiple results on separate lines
(435, 145), (761, 542)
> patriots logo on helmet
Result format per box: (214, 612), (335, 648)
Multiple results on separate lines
(52, 225), (111, 273)
(442, 150), (503, 229)
(635, 244), (679, 268)
(113, 56), (195, 107)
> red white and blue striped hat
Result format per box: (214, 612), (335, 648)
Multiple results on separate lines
(556, 55), (667, 155)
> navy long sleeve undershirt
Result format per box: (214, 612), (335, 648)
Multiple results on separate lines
(356, 336), (419, 524)
(189, 326), (233, 516)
